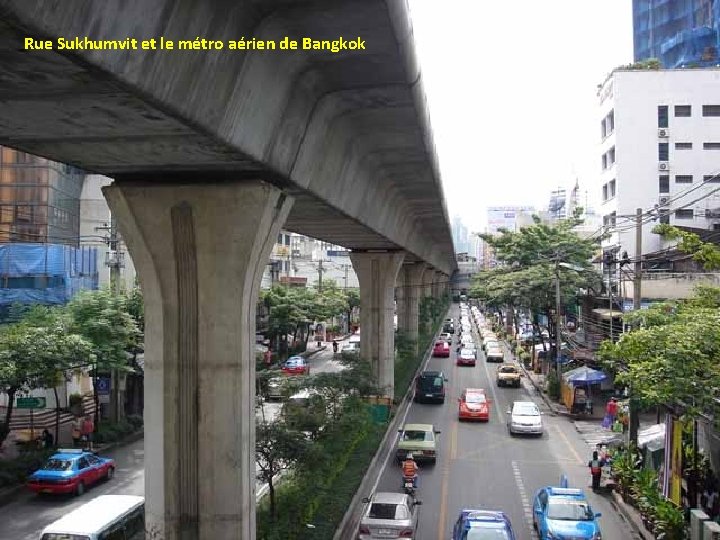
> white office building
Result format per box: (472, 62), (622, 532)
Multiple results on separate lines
(597, 68), (720, 259)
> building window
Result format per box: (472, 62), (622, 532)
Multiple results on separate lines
(702, 105), (720, 117)
(658, 105), (669, 128)
(609, 179), (616, 198)
(610, 211), (616, 226)
(601, 118), (607, 139)
(675, 208), (694, 219)
(704, 174), (720, 183)
(703, 142), (720, 149)
(675, 105), (692, 117)
(608, 146), (616, 165)
(675, 142), (692, 150)
(658, 142), (669, 161)
(601, 154), (607, 170)
(659, 212), (670, 225)
(608, 110), (614, 132)
(602, 184), (608, 201)
(659, 175), (670, 193)
(675, 175), (693, 183)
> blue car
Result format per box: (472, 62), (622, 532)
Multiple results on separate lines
(532, 487), (602, 539)
(452, 509), (516, 539)
(27, 449), (115, 496)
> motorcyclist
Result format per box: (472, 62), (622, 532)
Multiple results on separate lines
(402, 453), (419, 488)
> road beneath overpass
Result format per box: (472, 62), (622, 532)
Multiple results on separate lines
(368, 305), (640, 540)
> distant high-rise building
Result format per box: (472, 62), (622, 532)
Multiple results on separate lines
(486, 206), (535, 235)
(451, 215), (471, 254)
(633, 0), (720, 68)
(548, 188), (568, 220)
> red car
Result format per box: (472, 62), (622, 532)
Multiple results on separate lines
(281, 356), (310, 376)
(458, 388), (491, 422)
(27, 449), (115, 495)
(432, 341), (450, 357)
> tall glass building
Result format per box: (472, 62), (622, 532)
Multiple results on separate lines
(633, 0), (720, 67)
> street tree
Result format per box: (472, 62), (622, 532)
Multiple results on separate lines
(67, 289), (139, 423)
(344, 288), (360, 331)
(652, 224), (720, 270)
(599, 286), (720, 420)
(255, 420), (312, 520)
(472, 210), (601, 354)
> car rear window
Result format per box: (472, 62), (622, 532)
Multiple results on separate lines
(42, 535), (91, 540)
(499, 367), (516, 373)
(403, 430), (432, 442)
(419, 376), (443, 390)
(43, 458), (74, 471)
(369, 503), (403, 520)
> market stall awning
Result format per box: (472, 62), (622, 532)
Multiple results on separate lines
(563, 366), (608, 384)
(592, 308), (624, 319)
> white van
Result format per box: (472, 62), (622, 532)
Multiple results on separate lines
(40, 494), (144, 540)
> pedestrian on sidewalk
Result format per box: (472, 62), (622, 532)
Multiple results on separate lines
(588, 450), (605, 491)
(71, 416), (82, 448)
(81, 415), (94, 451)
(606, 398), (618, 424)
(41, 429), (54, 449)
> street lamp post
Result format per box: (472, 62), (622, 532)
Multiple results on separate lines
(555, 259), (562, 384)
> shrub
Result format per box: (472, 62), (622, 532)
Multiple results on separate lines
(94, 420), (136, 444)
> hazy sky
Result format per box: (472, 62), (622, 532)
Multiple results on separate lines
(408, 0), (634, 232)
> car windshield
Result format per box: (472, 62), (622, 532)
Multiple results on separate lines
(43, 458), (74, 471)
(514, 405), (539, 416)
(466, 528), (512, 539)
(465, 394), (486, 404)
(499, 367), (517, 373)
(403, 430), (432, 441)
(547, 500), (594, 521)
(369, 503), (406, 520)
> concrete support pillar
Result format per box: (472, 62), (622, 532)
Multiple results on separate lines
(395, 275), (406, 335)
(422, 267), (434, 298)
(350, 251), (405, 397)
(104, 180), (293, 540)
(433, 271), (444, 298)
(396, 263), (426, 344)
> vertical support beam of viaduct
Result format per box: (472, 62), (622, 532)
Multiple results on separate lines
(396, 263), (427, 346)
(433, 270), (444, 298)
(350, 251), (405, 397)
(104, 180), (293, 540)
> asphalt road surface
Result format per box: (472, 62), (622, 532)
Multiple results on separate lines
(0, 439), (145, 540)
(370, 306), (640, 540)
(1, 341), (345, 539)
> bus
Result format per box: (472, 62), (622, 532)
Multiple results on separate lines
(40, 494), (144, 540)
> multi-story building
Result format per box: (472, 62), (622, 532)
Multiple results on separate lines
(633, 0), (720, 68)
(598, 68), (720, 260)
(261, 232), (359, 289)
(484, 206), (535, 268)
(547, 188), (568, 220)
(0, 147), (99, 314)
(451, 215), (471, 254)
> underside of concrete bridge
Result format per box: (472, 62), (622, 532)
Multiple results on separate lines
(0, 1), (456, 538)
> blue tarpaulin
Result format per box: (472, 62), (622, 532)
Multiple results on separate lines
(0, 243), (99, 306)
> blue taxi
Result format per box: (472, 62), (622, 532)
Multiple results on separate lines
(532, 487), (602, 539)
(27, 449), (115, 496)
(452, 509), (516, 539)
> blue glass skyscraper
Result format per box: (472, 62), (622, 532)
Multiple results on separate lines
(633, 0), (720, 67)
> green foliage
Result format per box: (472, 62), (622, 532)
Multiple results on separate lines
(0, 449), (53, 488)
(619, 58), (661, 70)
(94, 420), (138, 444)
(546, 370), (560, 399)
(67, 288), (139, 372)
(472, 210), (601, 314)
(599, 286), (720, 418)
(652, 223), (720, 270)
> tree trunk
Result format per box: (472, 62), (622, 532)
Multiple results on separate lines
(268, 476), (276, 520)
(93, 372), (100, 427)
(53, 386), (60, 447)
(0, 386), (18, 445)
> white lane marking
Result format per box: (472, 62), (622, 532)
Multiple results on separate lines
(367, 323), (439, 496)
(512, 460), (537, 538)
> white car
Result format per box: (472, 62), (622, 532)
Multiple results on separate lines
(507, 401), (543, 436)
(486, 347), (504, 362)
(439, 332), (452, 343)
(358, 492), (422, 539)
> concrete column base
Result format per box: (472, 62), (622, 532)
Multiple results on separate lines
(400, 263), (426, 346)
(349, 251), (405, 398)
(104, 180), (292, 540)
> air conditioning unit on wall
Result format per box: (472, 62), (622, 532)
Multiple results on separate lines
(658, 196), (670, 206)
(659, 162), (670, 171)
(658, 128), (669, 138)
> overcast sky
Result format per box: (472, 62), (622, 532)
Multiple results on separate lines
(408, 0), (634, 233)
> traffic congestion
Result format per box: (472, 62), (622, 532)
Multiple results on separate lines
(358, 302), (638, 540)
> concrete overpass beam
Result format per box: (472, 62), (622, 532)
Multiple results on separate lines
(350, 251), (405, 398)
(103, 180), (293, 540)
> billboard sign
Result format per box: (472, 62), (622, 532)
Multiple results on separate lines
(486, 206), (535, 234)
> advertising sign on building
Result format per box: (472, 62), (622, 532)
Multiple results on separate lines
(486, 206), (535, 235)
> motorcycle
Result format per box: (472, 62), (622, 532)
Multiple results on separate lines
(402, 475), (417, 497)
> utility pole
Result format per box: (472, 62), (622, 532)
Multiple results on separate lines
(555, 254), (562, 384)
(629, 207), (642, 446)
(318, 259), (323, 292)
(95, 216), (124, 423)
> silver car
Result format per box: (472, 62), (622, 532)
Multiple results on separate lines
(507, 401), (544, 436)
(358, 492), (421, 539)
